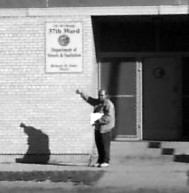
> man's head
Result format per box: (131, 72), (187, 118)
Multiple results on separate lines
(98, 89), (107, 102)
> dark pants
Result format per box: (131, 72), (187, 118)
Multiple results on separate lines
(95, 130), (111, 164)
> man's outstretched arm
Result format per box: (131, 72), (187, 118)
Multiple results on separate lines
(76, 89), (98, 106)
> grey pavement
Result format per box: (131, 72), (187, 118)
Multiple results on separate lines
(0, 142), (189, 192)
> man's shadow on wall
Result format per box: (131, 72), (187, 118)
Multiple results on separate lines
(16, 123), (51, 164)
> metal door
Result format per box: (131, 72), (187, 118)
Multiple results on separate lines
(143, 57), (182, 140)
(100, 59), (138, 139)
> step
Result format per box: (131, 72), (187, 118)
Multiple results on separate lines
(110, 141), (189, 160)
(111, 141), (162, 159)
(161, 142), (189, 154)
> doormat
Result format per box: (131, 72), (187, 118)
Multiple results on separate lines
(0, 170), (105, 185)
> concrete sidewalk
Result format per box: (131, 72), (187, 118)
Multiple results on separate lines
(0, 157), (189, 192)
(0, 142), (189, 192)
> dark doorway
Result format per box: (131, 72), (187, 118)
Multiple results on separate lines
(143, 57), (189, 141)
(182, 57), (189, 140)
(92, 15), (189, 141)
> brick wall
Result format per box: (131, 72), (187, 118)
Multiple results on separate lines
(0, 11), (97, 160)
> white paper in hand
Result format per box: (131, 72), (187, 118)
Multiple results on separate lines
(90, 113), (103, 125)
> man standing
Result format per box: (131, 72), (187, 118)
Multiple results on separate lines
(76, 89), (115, 167)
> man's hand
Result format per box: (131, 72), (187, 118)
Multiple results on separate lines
(76, 89), (82, 95)
(76, 89), (88, 101)
(20, 122), (26, 128)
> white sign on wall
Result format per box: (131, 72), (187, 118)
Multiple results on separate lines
(46, 22), (83, 73)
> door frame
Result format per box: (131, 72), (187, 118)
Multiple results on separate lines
(98, 52), (186, 141)
(98, 57), (143, 141)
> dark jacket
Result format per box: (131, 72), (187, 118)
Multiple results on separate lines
(81, 93), (115, 133)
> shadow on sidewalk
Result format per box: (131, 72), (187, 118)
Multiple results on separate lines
(16, 123), (50, 164)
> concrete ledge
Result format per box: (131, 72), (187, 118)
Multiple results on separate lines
(0, 5), (189, 17)
(174, 154), (189, 163)
(0, 8), (28, 17)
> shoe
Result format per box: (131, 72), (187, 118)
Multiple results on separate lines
(92, 162), (100, 167)
(100, 163), (109, 167)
